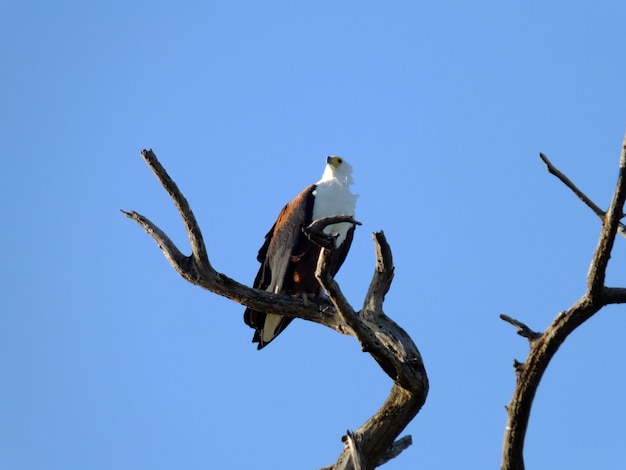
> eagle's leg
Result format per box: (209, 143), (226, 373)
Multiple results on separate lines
(290, 292), (319, 307)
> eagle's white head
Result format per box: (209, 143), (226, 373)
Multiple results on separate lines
(319, 155), (354, 186)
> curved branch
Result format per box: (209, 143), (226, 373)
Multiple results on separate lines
(303, 215), (362, 249)
(123, 211), (351, 335)
(502, 136), (626, 470)
(314, 229), (427, 391)
(120, 210), (189, 276)
(139, 149), (211, 272)
(311, 225), (428, 469)
(125, 149), (428, 469)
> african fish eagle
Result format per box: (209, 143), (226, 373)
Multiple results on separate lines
(243, 156), (358, 349)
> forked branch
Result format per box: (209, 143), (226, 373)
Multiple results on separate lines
(124, 149), (428, 470)
(501, 136), (626, 470)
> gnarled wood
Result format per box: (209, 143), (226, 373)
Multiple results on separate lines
(124, 149), (429, 469)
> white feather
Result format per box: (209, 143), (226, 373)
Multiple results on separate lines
(313, 157), (358, 247)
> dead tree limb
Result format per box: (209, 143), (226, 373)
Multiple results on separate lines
(124, 149), (428, 470)
(501, 135), (626, 470)
(539, 152), (626, 238)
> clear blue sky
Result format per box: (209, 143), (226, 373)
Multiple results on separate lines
(2, 1), (626, 469)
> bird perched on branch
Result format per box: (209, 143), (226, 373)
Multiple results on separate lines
(244, 156), (358, 349)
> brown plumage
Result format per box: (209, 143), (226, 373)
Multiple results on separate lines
(243, 157), (357, 349)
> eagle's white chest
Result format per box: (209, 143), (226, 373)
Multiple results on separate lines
(312, 181), (357, 247)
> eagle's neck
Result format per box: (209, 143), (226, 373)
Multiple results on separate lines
(312, 180), (357, 247)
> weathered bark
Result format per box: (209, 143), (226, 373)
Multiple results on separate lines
(124, 149), (429, 469)
(501, 136), (626, 470)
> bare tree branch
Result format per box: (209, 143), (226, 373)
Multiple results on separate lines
(120, 210), (189, 276)
(539, 152), (606, 219)
(308, 226), (428, 469)
(303, 215), (362, 249)
(601, 286), (626, 304)
(139, 149), (211, 272)
(587, 142), (626, 298)
(499, 314), (541, 342)
(122, 204), (347, 329)
(501, 136), (626, 470)
(125, 149), (428, 469)
(539, 151), (626, 238)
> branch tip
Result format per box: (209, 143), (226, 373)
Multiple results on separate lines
(539, 152), (606, 220)
(303, 215), (361, 249)
(500, 314), (541, 341)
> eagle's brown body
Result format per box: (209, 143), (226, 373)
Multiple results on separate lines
(243, 157), (357, 349)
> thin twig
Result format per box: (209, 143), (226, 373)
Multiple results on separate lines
(539, 152), (605, 218)
(540, 152), (626, 237)
(499, 314), (541, 342)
